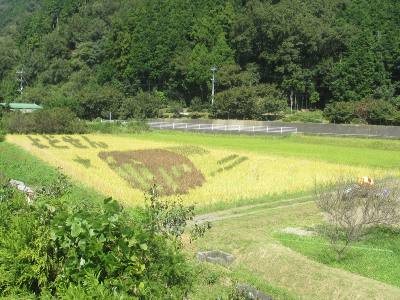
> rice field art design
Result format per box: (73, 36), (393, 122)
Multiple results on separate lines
(8, 134), (397, 208)
(99, 149), (206, 196)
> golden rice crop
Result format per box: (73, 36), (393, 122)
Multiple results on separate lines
(7, 134), (396, 208)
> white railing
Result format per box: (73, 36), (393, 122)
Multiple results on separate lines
(147, 121), (297, 135)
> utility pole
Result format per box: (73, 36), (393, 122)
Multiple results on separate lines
(211, 66), (217, 105)
(16, 69), (25, 96)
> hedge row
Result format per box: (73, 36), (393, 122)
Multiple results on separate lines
(1, 108), (86, 134)
(0, 108), (149, 135)
(324, 100), (400, 125)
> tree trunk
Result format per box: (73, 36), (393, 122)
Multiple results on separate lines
(290, 90), (293, 114)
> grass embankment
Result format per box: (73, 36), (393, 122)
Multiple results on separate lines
(276, 227), (400, 288)
(0, 142), (104, 206)
(7, 133), (397, 211)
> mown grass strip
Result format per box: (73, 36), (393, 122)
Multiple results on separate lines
(276, 236), (394, 253)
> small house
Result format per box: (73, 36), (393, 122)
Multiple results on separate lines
(0, 103), (43, 113)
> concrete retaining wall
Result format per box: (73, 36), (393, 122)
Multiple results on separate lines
(150, 119), (400, 138)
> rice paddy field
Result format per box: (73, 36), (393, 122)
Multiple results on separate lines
(6, 131), (400, 210)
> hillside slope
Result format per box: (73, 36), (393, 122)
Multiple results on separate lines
(0, 0), (399, 120)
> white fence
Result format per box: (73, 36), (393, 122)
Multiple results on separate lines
(148, 121), (298, 135)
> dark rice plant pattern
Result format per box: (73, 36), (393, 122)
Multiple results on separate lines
(211, 155), (248, 176)
(99, 149), (205, 196)
(165, 146), (209, 156)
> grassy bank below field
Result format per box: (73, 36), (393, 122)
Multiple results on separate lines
(0, 142), (104, 207)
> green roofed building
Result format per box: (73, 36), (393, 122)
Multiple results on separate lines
(0, 103), (43, 113)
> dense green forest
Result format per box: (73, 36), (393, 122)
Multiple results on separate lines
(0, 0), (399, 123)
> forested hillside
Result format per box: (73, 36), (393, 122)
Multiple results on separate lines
(0, 0), (399, 123)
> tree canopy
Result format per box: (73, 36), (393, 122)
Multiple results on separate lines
(0, 0), (399, 122)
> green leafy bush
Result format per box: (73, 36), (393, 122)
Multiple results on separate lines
(190, 111), (208, 119)
(189, 97), (205, 112)
(324, 100), (399, 125)
(389, 96), (400, 110)
(0, 182), (202, 299)
(86, 120), (149, 134)
(1, 111), (35, 133)
(119, 92), (163, 120)
(356, 99), (399, 125)
(212, 84), (287, 120)
(282, 110), (327, 123)
(2, 108), (87, 134)
(142, 186), (210, 243)
(167, 101), (184, 118)
(324, 102), (356, 124)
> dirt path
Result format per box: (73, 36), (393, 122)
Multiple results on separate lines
(194, 195), (315, 223)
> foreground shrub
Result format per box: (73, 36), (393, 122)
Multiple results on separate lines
(0, 181), (206, 298)
(2, 108), (87, 134)
(317, 180), (400, 259)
